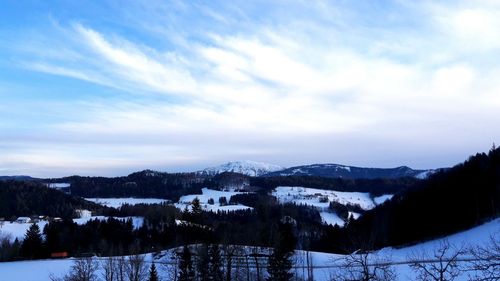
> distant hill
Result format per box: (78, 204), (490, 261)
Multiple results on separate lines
(198, 160), (284, 177)
(0, 175), (37, 181)
(264, 163), (436, 179)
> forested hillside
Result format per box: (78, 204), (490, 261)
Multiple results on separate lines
(66, 170), (210, 200)
(0, 181), (108, 219)
(333, 147), (500, 250)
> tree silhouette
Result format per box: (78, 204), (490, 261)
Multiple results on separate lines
(148, 262), (159, 281)
(178, 246), (194, 281)
(21, 223), (44, 259)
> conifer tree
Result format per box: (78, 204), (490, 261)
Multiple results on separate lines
(196, 244), (210, 281)
(208, 244), (224, 281)
(191, 197), (203, 223)
(21, 223), (44, 259)
(148, 262), (159, 281)
(178, 245), (194, 281)
(267, 222), (296, 281)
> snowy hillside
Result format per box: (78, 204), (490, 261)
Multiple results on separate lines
(273, 186), (393, 226)
(0, 217), (144, 242)
(273, 186), (392, 210)
(84, 198), (169, 208)
(175, 188), (252, 212)
(199, 160), (285, 176)
(2, 219), (497, 281)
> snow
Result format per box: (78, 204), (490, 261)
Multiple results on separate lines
(199, 160), (284, 176)
(273, 186), (380, 210)
(373, 194), (394, 205)
(415, 169), (436, 179)
(348, 211), (361, 219)
(73, 216), (144, 229)
(175, 188), (252, 212)
(273, 186), (394, 227)
(1, 219), (498, 281)
(84, 198), (168, 208)
(45, 183), (70, 189)
(0, 217), (144, 241)
(178, 188), (246, 204)
(0, 220), (49, 241)
(319, 211), (345, 226)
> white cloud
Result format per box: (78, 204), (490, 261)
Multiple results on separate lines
(2, 1), (500, 176)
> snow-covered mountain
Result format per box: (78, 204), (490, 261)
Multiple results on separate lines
(198, 160), (285, 177)
(264, 163), (436, 179)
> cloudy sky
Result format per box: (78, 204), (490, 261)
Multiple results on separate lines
(1, 0), (499, 177)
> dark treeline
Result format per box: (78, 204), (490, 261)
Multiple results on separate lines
(325, 146), (500, 251)
(250, 175), (419, 196)
(67, 170), (213, 201)
(0, 193), (328, 262)
(0, 181), (109, 219)
(53, 169), (417, 201)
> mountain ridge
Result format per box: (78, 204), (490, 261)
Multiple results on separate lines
(263, 163), (436, 179)
(198, 160), (285, 177)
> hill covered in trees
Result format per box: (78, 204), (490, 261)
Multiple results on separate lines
(331, 146), (500, 251)
(0, 181), (109, 219)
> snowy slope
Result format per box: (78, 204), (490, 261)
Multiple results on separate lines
(199, 160), (285, 176)
(1, 219), (497, 281)
(273, 186), (393, 226)
(85, 198), (168, 208)
(273, 186), (389, 210)
(175, 188), (252, 212)
(0, 217), (144, 241)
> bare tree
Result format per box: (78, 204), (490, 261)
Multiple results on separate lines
(126, 254), (147, 281)
(52, 257), (100, 281)
(466, 234), (500, 281)
(162, 251), (179, 281)
(332, 250), (396, 281)
(305, 250), (314, 281)
(408, 240), (465, 281)
(114, 256), (127, 281)
(101, 256), (115, 281)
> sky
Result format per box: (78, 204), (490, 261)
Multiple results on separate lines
(1, 0), (500, 177)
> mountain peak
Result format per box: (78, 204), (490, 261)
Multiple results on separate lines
(199, 160), (285, 177)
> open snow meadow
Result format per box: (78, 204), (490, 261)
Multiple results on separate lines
(174, 187), (253, 212)
(272, 186), (393, 226)
(1, 219), (497, 281)
(0, 217), (144, 242)
(84, 198), (169, 208)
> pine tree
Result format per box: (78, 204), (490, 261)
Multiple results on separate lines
(208, 244), (224, 281)
(191, 198), (202, 215)
(191, 197), (203, 223)
(148, 262), (159, 281)
(178, 245), (195, 281)
(21, 223), (44, 259)
(266, 222), (296, 281)
(196, 244), (209, 281)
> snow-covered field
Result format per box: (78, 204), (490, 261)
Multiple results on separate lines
(0, 220), (49, 241)
(175, 188), (252, 212)
(0, 217), (144, 241)
(1, 219), (497, 281)
(273, 186), (393, 226)
(45, 183), (71, 189)
(84, 198), (168, 208)
(273, 186), (386, 210)
(319, 211), (345, 226)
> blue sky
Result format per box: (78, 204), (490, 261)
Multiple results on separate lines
(1, 0), (500, 177)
